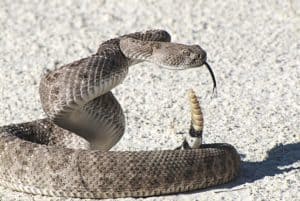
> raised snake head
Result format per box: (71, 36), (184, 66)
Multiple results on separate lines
(120, 37), (207, 69)
(120, 37), (216, 93)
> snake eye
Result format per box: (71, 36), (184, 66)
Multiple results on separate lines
(182, 49), (190, 56)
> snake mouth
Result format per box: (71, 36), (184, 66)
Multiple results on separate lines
(204, 62), (217, 95)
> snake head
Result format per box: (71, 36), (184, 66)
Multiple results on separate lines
(150, 43), (207, 70)
(120, 37), (217, 93)
(120, 38), (207, 69)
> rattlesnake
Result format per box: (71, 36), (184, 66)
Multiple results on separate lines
(0, 30), (240, 199)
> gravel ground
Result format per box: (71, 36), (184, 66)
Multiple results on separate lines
(0, 0), (299, 200)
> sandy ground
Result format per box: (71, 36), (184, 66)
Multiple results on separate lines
(0, 0), (299, 200)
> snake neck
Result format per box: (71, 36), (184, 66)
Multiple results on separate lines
(120, 38), (156, 62)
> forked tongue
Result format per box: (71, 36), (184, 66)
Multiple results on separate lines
(204, 62), (217, 97)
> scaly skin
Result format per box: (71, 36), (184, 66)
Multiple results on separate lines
(0, 30), (240, 199)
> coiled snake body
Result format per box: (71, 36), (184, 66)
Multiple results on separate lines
(0, 30), (240, 199)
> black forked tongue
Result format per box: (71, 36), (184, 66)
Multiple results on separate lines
(204, 62), (217, 97)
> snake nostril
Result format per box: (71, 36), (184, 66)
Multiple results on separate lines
(196, 54), (202, 60)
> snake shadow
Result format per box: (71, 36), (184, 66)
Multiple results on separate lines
(232, 142), (300, 187)
(186, 142), (300, 194)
